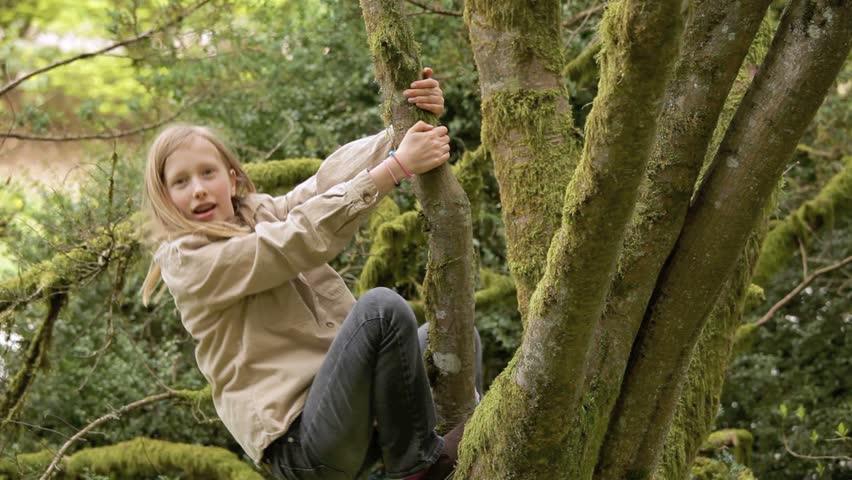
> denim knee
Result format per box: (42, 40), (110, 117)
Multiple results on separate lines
(357, 287), (417, 335)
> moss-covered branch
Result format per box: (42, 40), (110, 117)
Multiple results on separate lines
(0, 436), (261, 480)
(243, 158), (321, 196)
(599, 2), (852, 477)
(466, 0), (578, 320)
(457, 1), (684, 477)
(0, 293), (67, 431)
(753, 155), (852, 286)
(360, 0), (477, 427)
(0, 222), (138, 314)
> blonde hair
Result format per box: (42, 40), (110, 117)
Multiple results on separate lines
(140, 124), (257, 306)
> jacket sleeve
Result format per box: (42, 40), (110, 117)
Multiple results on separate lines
(269, 128), (393, 220)
(158, 169), (382, 309)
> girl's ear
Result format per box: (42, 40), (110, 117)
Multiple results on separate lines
(229, 169), (237, 196)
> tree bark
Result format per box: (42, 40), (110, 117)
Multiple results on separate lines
(465, 0), (578, 321)
(596, 2), (852, 477)
(359, 0), (478, 427)
(456, 1), (683, 477)
(567, 2), (772, 476)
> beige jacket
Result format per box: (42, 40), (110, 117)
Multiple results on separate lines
(155, 130), (393, 463)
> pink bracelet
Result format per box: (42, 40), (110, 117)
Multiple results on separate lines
(383, 160), (400, 186)
(389, 150), (413, 178)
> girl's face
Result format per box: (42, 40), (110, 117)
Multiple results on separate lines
(162, 135), (238, 223)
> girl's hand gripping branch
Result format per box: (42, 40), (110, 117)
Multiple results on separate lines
(369, 121), (451, 193)
(403, 67), (445, 118)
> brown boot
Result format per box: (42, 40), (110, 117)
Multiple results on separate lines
(420, 421), (466, 480)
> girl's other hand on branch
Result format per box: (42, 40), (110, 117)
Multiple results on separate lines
(395, 121), (451, 175)
(403, 67), (445, 117)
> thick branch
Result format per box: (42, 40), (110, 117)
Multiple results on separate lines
(360, 0), (477, 427)
(598, 2), (852, 477)
(0, 0), (211, 97)
(457, 1), (683, 477)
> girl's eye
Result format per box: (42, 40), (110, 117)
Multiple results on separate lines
(203, 168), (216, 176)
(173, 178), (187, 186)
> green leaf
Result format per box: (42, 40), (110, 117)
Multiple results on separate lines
(837, 422), (848, 438)
(810, 429), (819, 443)
(796, 405), (806, 420)
(780, 403), (788, 418)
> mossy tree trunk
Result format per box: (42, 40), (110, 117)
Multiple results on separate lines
(359, 0), (478, 427)
(456, 1), (684, 478)
(465, 0), (578, 321)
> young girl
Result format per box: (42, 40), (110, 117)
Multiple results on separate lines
(141, 70), (466, 480)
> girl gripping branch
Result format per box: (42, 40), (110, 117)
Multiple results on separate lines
(141, 69), (467, 480)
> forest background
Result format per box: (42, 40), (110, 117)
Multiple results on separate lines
(0, 0), (849, 479)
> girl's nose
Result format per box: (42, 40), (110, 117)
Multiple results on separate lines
(192, 182), (207, 198)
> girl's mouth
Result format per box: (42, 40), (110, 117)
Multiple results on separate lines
(192, 204), (216, 219)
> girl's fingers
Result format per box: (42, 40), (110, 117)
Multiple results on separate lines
(423, 67), (433, 78)
(408, 78), (440, 89)
(407, 95), (444, 104)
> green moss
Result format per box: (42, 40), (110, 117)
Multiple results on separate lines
(564, 37), (601, 88)
(0, 449), (54, 479)
(451, 146), (491, 223)
(65, 437), (263, 480)
(356, 210), (425, 295)
(244, 158), (321, 196)
(367, 197), (401, 237)
(474, 269), (515, 309)
(703, 429), (754, 467)
(731, 322), (759, 357)
(753, 155), (852, 286)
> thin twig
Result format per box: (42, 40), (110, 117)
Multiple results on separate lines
(564, 3), (607, 29)
(0, 0), (212, 97)
(755, 255), (852, 327)
(39, 391), (179, 480)
(798, 237), (808, 280)
(782, 433), (852, 462)
(404, 0), (462, 17)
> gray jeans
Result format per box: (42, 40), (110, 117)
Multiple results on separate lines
(262, 288), (480, 480)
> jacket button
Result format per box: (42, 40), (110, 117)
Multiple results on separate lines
(326, 322), (335, 328)
(362, 192), (373, 202)
(287, 437), (295, 443)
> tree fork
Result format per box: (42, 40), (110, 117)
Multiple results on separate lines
(359, 0), (477, 426)
(456, 1), (683, 477)
(596, 2), (852, 477)
(573, 1), (773, 476)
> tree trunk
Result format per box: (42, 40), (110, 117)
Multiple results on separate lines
(595, 2), (852, 477)
(456, 2), (684, 477)
(465, 0), (578, 321)
(359, 0), (478, 427)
